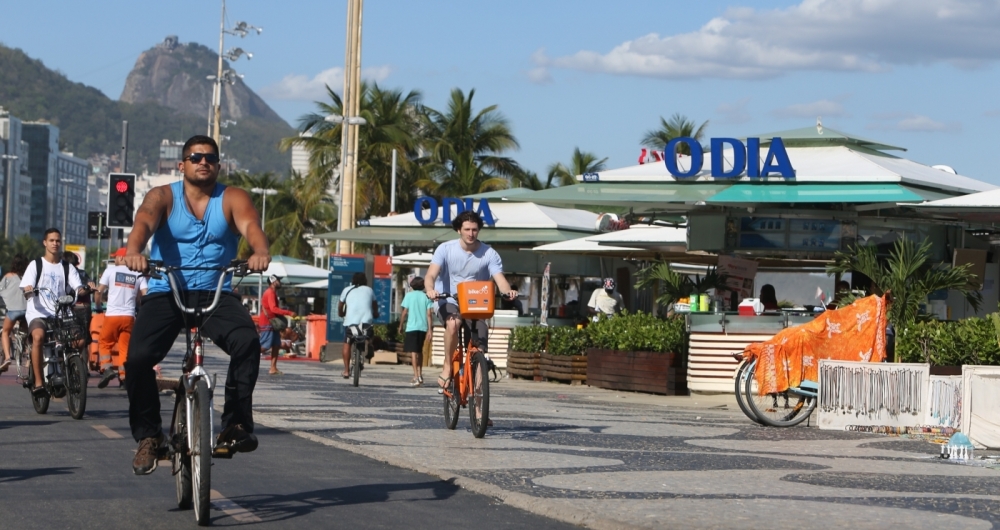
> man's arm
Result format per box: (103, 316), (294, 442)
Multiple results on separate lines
(225, 187), (271, 272)
(123, 185), (170, 272)
(424, 263), (441, 300)
(491, 272), (518, 301)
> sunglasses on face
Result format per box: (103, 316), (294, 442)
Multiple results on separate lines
(184, 153), (220, 165)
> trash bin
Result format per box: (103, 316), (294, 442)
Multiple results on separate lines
(306, 314), (328, 361)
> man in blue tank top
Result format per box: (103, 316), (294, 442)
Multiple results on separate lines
(120, 135), (271, 475)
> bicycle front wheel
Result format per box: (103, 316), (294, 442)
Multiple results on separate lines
(469, 352), (490, 438)
(734, 360), (760, 424)
(744, 362), (815, 428)
(443, 371), (460, 430)
(173, 391), (193, 510)
(66, 356), (88, 419)
(191, 379), (212, 526)
(27, 370), (50, 414)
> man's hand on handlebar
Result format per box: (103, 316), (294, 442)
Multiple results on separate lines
(425, 288), (440, 301)
(503, 290), (518, 301)
(247, 252), (271, 274)
(122, 251), (148, 274)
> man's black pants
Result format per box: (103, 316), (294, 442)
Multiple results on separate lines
(124, 291), (261, 442)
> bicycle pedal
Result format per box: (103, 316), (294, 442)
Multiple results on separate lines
(212, 445), (234, 459)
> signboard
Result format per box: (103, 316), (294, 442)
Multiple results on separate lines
(326, 254), (365, 343)
(65, 244), (86, 269)
(413, 197), (496, 226)
(717, 255), (758, 302)
(87, 211), (110, 239)
(733, 217), (844, 253)
(665, 137), (794, 180)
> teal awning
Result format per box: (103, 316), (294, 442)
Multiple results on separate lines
(508, 183), (729, 209)
(706, 183), (937, 204)
(317, 226), (595, 245)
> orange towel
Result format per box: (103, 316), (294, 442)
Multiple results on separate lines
(743, 295), (887, 395)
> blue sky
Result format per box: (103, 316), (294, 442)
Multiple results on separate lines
(3, 0), (1000, 184)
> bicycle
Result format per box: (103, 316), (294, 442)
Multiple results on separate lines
(149, 259), (250, 526)
(344, 323), (371, 387)
(18, 288), (89, 419)
(435, 281), (505, 439)
(734, 352), (816, 428)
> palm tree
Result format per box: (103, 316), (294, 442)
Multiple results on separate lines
(546, 147), (608, 187)
(641, 113), (709, 156)
(827, 238), (982, 361)
(511, 169), (546, 191)
(280, 82), (425, 220)
(417, 88), (520, 196)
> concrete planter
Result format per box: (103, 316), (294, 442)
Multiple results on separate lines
(586, 348), (687, 395)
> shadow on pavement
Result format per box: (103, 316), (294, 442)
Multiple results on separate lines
(226, 480), (461, 523)
(0, 466), (77, 483)
(0, 419), (60, 430)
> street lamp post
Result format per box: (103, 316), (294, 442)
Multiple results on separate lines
(209, 1), (260, 143)
(250, 187), (278, 314)
(323, 114), (366, 254)
(1, 153), (17, 239)
(60, 177), (75, 245)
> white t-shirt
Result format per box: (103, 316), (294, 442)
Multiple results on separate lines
(99, 264), (148, 317)
(20, 258), (82, 323)
(588, 289), (624, 316)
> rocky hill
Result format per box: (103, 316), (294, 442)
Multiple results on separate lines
(0, 41), (293, 174)
(121, 36), (288, 127)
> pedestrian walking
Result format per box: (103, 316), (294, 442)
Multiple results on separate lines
(95, 249), (148, 388)
(259, 275), (295, 375)
(399, 277), (434, 387)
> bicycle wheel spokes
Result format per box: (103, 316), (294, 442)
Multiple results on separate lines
(469, 352), (490, 438)
(443, 374), (460, 430)
(744, 364), (814, 428)
(734, 360), (760, 424)
(352, 343), (362, 387)
(66, 356), (88, 419)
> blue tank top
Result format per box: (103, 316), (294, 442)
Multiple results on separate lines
(146, 181), (238, 294)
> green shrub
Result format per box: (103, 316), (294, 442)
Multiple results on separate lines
(897, 316), (1000, 366)
(547, 326), (589, 356)
(586, 311), (686, 353)
(372, 320), (402, 344)
(509, 325), (548, 353)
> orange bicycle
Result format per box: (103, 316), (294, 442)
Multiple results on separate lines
(436, 281), (499, 438)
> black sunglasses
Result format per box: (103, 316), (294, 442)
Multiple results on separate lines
(185, 153), (220, 164)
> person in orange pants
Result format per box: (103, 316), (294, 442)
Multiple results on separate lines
(94, 249), (148, 388)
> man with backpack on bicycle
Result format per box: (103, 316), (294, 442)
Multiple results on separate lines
(424, 210), (518, 394)
(120, 135), (271, 476)
(337, 272), (378, 379)
(20, 228), (88, 399)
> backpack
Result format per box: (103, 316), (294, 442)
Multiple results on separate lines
(33, 257), (72, 296)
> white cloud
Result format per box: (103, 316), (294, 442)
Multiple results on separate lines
(772, 97), (850, 119)
(539, 0), (1000, 79)
(716, 97), (752, 124)
(867, 113), (960, 132)
(527, 66), (553, 84)
(260, 65), (392, 101)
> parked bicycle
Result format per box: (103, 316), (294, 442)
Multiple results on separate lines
(435, 282), (509, 439)
(733, 352), (816, 427)
(149, 259), (250, 526)
(344, 323), (372, 387)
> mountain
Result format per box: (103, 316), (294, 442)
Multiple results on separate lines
(121, 36), (288, 127)
(0, 41), (294, 174)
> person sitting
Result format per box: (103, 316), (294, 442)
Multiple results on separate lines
(759, 284), (780, 311)
(587, 278), (624, 321)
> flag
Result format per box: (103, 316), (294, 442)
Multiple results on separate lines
(638, 148), (663, 165)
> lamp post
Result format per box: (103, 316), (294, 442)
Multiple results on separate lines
(60, 177), (75, 245)
(209, 1), (260, 143)
(250, 187), (277, 314)
(323, 114), (366, 254)
(1, 153), (17, 239)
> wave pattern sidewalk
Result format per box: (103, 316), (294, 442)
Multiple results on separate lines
(200, 346), (1000, 529)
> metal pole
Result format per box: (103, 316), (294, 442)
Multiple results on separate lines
(3, 154), (14, 240)
(345, 0), (364, 255)
(62, 184), (68, 243)
(336, 0), (357, 255)
(95, 214), (102, 279)
(120, 120), (128, 256)
(257, 192), (266, 314)
(213, 0), (226, 143)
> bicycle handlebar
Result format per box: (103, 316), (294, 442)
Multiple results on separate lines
(148, 259), (249, 315)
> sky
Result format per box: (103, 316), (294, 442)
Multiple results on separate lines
(2, 0), (1000, 185)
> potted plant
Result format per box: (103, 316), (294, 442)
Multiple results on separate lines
(585, 311), (688, 395)
(541, 326), (589, 384)
(507, 325), (547, 380)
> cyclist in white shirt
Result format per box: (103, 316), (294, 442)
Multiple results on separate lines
(94, 249), (149, 388)
(19, 228), (87, 398)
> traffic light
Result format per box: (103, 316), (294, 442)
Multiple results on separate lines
(107, 173), (136, 228)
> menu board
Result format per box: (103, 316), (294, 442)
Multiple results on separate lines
(735, 217), (845, 253)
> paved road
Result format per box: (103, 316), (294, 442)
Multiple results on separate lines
(4, 341), (1000, 529)
(0, 343), (576, 529)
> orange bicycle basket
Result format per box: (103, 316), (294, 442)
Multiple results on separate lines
(457, 281), (495, 319)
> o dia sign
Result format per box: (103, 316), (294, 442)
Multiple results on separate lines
(665, 137), (795, 180)
(413, 197), (496, 226)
